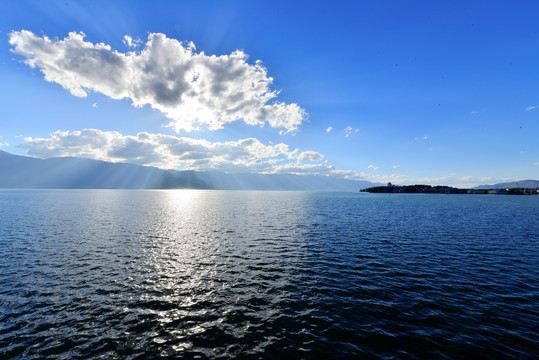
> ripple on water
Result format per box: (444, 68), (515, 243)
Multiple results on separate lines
(0, 190), (537, 359)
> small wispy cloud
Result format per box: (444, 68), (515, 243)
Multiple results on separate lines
(414, 135), (428, 141)
(92, 103), (97, 108)
(326, 126), (333, 133)
(534, 162), (539, 166)
(526, 106), (538, 111)
(373, 174), (517, 188)
(344, 126), (358, 137)
(470, 110), (479, 114)
(479, 176), (512, 183)
(356, 172), (406, 183)
(392, 164), (400, 169)
(367, 164), (379, 170)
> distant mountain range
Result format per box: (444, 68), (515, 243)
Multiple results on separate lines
(473, 180), (539, 189)
(0, 150), (378, 191)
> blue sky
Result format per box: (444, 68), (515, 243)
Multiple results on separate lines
(1, 0), (538, 186)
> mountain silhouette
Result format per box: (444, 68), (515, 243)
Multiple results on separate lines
(0, 150), (377, 190)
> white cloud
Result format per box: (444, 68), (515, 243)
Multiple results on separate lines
(123, 35), (141, 48)
(373, 174), (516, 188)
(478, 177), (513, 183)
(526, 106), (538, 111)
(392, 164), (400, 169)
(470, 110), (479, 114)
(0, 142), (8, 147)
(20, 129), (368, 178)
(9, 30), (306, 133)
(367, 164), (379, 170)
(92, 103), (97, 108)
(357, 172), (406, 182)
(287, 149), (324, 162)
(406, 175), (453, 184)
(344, 126), (358, 137)
(326, 126), (333, 133)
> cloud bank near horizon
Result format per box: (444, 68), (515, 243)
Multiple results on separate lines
(9, 30), (306, 133)
(18, 129), (517, 186)
(21, 129), (364, 178)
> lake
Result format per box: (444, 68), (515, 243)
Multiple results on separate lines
(0, 190), (537, 359)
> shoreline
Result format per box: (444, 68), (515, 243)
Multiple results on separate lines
(361, 184), (539, 195)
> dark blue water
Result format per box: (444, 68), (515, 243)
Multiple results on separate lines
(0, 190), (537, 359)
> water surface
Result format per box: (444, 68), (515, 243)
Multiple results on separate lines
(0, 190), (537, 359)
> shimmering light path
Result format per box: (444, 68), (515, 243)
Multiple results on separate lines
(1, 190), (537, 359)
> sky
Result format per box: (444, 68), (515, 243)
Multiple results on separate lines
(1, 0), (538, 187)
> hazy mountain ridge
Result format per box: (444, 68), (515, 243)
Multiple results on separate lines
(0, 150), (377, 191)
(473, 180), (539, 189)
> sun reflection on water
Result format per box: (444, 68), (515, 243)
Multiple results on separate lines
(134, 190), (315, 350)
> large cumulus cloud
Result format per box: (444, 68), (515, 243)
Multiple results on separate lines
(9, 30), (306, 133)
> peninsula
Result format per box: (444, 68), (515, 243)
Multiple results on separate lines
(361, 183), (539, 195)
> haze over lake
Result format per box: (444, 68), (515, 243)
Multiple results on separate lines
(1, 190), (537, 359)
